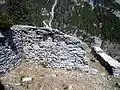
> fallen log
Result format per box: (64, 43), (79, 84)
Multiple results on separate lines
(91, 46), (120, 76)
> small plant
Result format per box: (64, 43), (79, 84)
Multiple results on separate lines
(0, 12), (13, 28)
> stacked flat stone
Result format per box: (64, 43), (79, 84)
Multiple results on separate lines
(0, 28), (23, 73)
(20, 25), (89, 68)
(0, 25), (89, 73)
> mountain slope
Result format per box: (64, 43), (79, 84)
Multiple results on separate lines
(1, 0), (120, 42)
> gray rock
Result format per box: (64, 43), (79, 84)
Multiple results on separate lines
(0, 25), (90, 73)
(32, 44), (40, 50)
(92, 46), (120, 76)
(86, 36), (102, 47)
(0, 32), (4, 38)
(0, 0), (5, 4)
(90, 68), (98, 75)
(22, 77), (33, 83)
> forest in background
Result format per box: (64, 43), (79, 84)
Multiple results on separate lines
(0, 0), (120, 42)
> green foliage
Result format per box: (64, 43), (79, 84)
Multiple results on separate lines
(0, 12), (13, 28)
(103, 0), (120, 11)
(2, 0), (120, 43)
(8, 0), (54, 26)
(72, 3), (100, 36)
(8, 0), (33, 25)
(94, 6), (120, 42)
(54, 1), (120, 43)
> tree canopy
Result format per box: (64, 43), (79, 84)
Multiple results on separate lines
(0, 12), (13, 28)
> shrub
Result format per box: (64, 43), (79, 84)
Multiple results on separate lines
(0, 12), (13, 28)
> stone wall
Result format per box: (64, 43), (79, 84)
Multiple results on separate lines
(0, 25), (90, 73)
(0, 28), (23, 73)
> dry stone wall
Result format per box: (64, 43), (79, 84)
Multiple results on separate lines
(0, 28), (23, 73)
(0, 25), (89, 73)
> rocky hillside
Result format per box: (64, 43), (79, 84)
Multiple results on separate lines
(0, 0), (120, 42)
(1, 0), (120, 60)
(0, 25), (120, 90)
(0, 0), (120, 90)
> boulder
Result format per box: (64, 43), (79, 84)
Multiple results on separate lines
(92, 46), (120, 76)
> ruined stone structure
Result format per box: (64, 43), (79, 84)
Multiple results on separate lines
(0, 25), (89, 73)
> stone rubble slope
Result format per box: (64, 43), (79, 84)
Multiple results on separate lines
(0, 25), (90, 73)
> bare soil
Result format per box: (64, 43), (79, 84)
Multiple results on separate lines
(0, 61), (108, 90)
